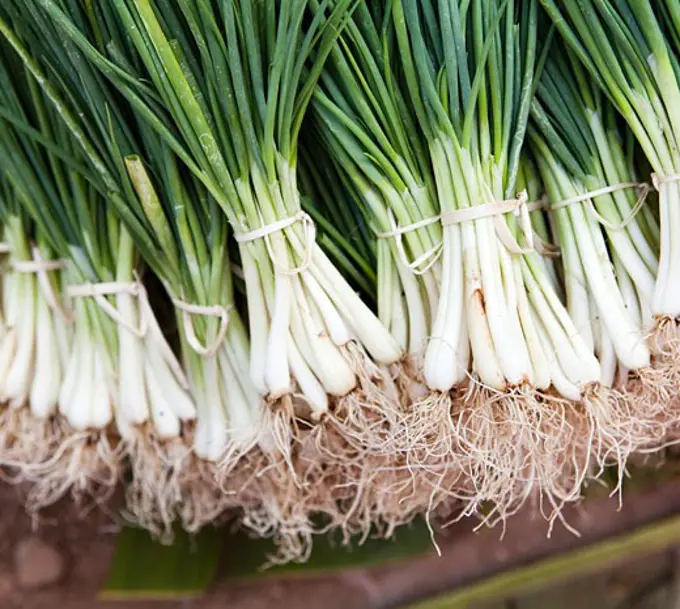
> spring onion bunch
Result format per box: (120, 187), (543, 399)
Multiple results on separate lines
(24, 0), (411, 556)
(311, 1), (442, 369)
(540, 0), (680, 384)
(0, 74), (70, 481)
(0, 1), (245, 537)
(0, 8), (196, 515)
(126, 150), (266, 531)
(528, 46), (668, 472)
(0, 62), (124, 506)
(392, 0), (605, 521)
(299, 137), (448, 540)
(7, 0), (268, 537)
(302, 1), (463, 532)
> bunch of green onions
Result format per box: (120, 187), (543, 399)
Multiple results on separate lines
(384, 0), (612, 522)
(311, 1), (442, 367)
(1, 0), (413, 556)
(0, 0), (679, 562)
(540, 0), (680, 381)
(0, 8), (196, 523)
(528, 45), (668, 475)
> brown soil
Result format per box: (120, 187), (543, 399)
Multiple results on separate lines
(1, 477), (680, 609)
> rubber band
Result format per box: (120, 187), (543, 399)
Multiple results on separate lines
(31, 248), (72, 322)
(525, 194), (550, 213)
(375, 214), (441, 238)
(525, 195), (560, 257)
(234, 210), (316, 275)
(651, 173), (680, 191)
(551, 182), (649, 230)
(376, 191), (556, 264)
(171, 297), (234, 357)
(441, 190), (540, 255)
(11, 258), (65, 273)
(375, 211), (442, 275)
(10, 250), (72, 322)
(68, 279), (148, 338)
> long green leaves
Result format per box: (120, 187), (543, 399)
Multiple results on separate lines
(392, 0), (537, 197)
(539, 0), (680, 175)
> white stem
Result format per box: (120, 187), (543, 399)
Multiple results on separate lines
(377, 239), (394, 335)
(475, 210), (532, 385)
(145, 358), (181, 439)
(653, 181), (680, 315)
(264, 239), (292, 397)
(301, 272), (353, 346)
(288, 334), (327, 418)
(515, 261), (551, 390)
(523, 259), (601, 387)
(292, 278), (355, 396)
(30, 291), (61, 418)
(568, 199), (649, 370)
(146, 342), (196, 421)
(306, 246), (402, 363)
(465, 241), (506, 390)
(117, 291), (149, 425)
(193, 356), (228, 462)
(58, 313), (83, 422)
(534, 308), (582, 401)
(0, 329), (17, 395)
(389, 273), (409, 352)
(241, 246), (269, 394)
(4, 273), (36, 408)
(597, 323), (617, 388)
(425, 225), (467, 390)
(62, 337), (94, 430)
(90, 345), (113, 429)
(218, 350), (258, 449)
(455, 304), (470, 380)
(394, 253), (429, 354)
(558, 209), (594, 351)
(2, 273), (13, 328)
(614, 253), (647, 333)
(142, 294), (189, 389)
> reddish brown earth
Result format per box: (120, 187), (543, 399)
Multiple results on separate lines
(1, 477), (680, 609)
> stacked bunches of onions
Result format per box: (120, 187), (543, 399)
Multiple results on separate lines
(2, 0), (412, 560)
(528, 44), (668, 487)
(0, 0), (677, 561)
(0, 31), (195, 514)
(540, 0), (680, 399)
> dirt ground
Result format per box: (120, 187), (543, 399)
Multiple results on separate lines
(2, 479), (680, 609)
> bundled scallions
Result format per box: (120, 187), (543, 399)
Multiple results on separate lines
(298, 138), (446, 539)
(390, 0), (606, 523)
(0, 0), (679, 561)
(312, 1), (441, 368)
(528, 46), (668, 474)
(0, 10), (195, 516)
(17, 0), (413, 557)
(0, 68), (124, 505)
(306, 1), (460, 531)
(540, 0), (680, 389)
(123, 148), (261, 535)
(0, 150), (69, 484)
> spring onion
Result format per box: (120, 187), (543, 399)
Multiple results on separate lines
(0, 7), (195, 521)
(529, 44), (669, 483)
(540, 0), (680, 384)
